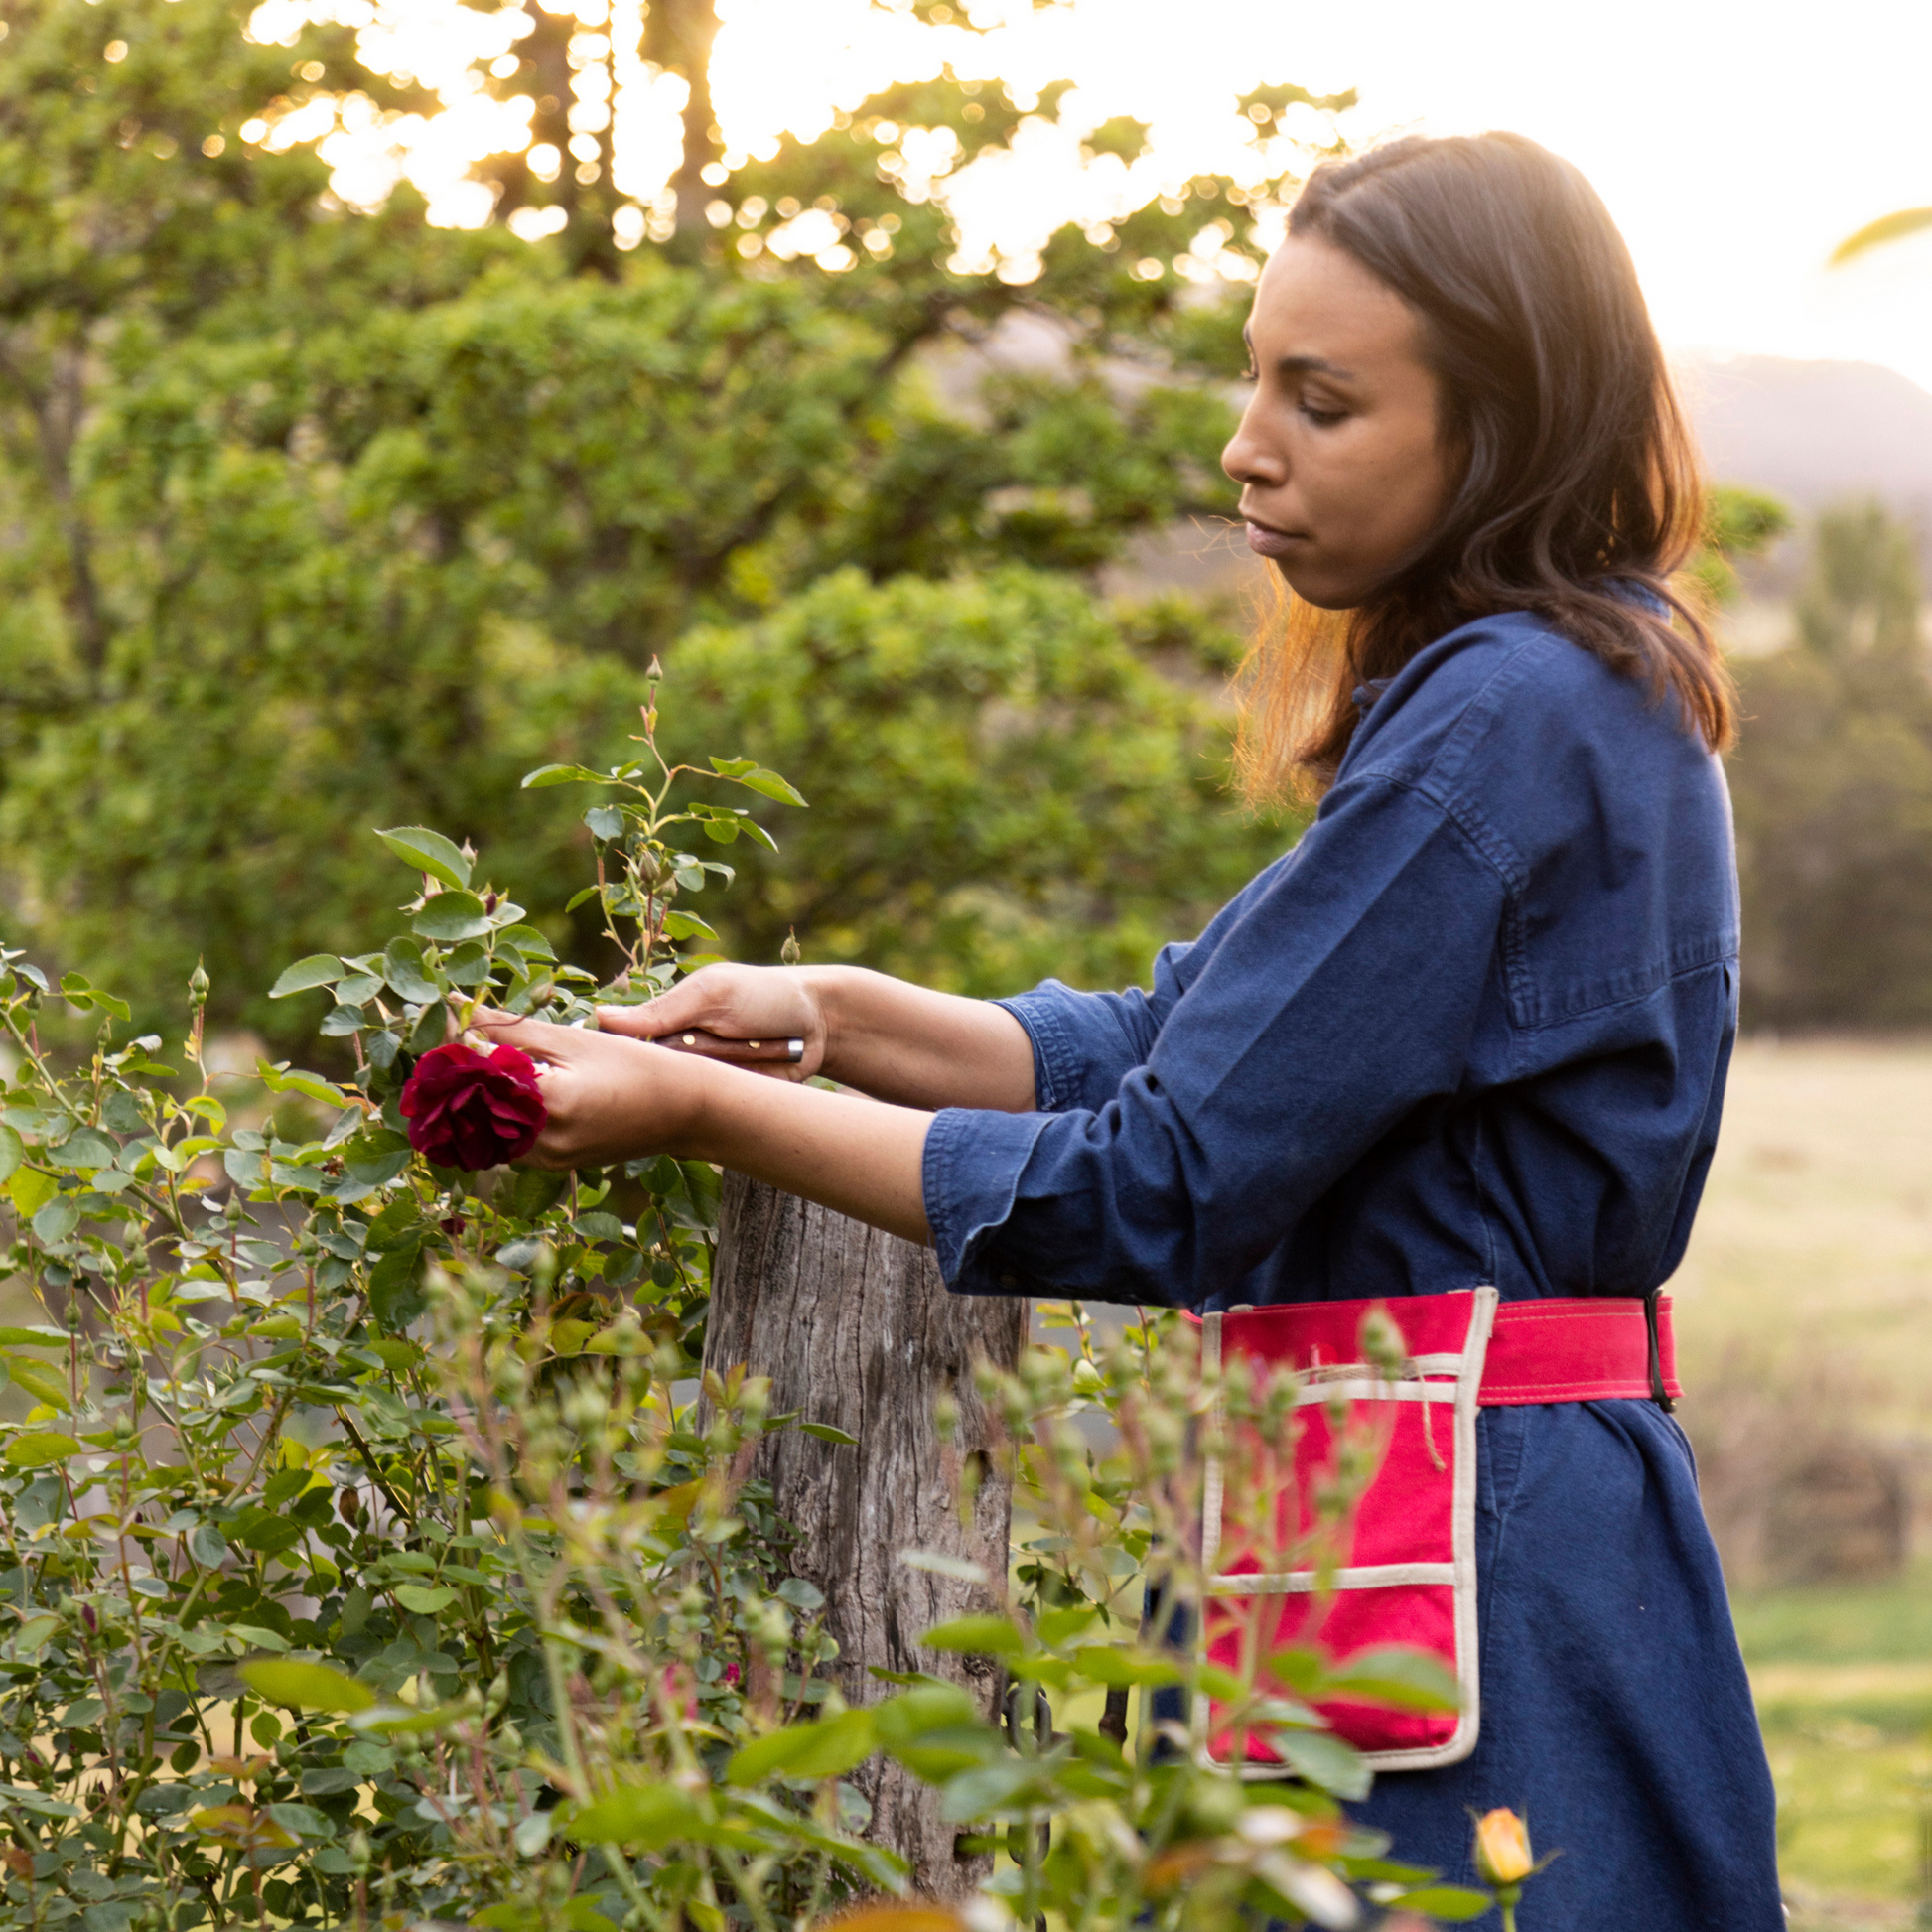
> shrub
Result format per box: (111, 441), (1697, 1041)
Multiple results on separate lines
(0, 684), (1491, 1928)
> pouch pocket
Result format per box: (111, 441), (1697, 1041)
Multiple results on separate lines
(1197, 1287), (1497, 1772)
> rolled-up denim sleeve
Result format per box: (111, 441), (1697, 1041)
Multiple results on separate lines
(991, 863), (1281, 1112)
(922, 777), (1509, 1304)
(993, 969), (1174, 1113)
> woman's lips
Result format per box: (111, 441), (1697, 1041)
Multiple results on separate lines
(1244, 520), (1306, 558)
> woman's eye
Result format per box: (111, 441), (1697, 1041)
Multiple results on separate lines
(1240, 360), (1259, 382)
(1300, 402), (1346, 427)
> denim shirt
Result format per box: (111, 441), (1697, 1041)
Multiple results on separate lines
(922, 611), (1740, 1310)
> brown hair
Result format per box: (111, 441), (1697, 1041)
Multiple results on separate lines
(1234, 132), (1733, 805)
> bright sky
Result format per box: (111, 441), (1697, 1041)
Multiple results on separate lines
(253, 0), (1932, 391)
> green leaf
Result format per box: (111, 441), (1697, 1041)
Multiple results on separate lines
(265, 1800), (335, 1839)
(1069, 1644), (1181, 1688)
(413, 891), (490, 943)
(375, 826), (472, 891)
(369, 1245), (429, 1332)
(0, 1328), (63, 1347)
(662, 911), (718, 941)
(59, 973), (131, 1021)
(7, 1170), (55, 1218)
(800, 1423), (859, 1446)
(1268, 1728), (1372, 1801)
(240, 1659), (375, 1714)
(494, 923), (557, 962)
(521, 763), (613, 789)
(0, 1784), (79, 1818)
(256, 1062), (349, 1109)
(393, 1584), (456, 1614)
(407, 999), (450, 1054)
(1320, 1645), (1461, 1714)
(0, 1126), (24, 1186)
(229, 1624), (291, 1652)
(51, 1129), (118, 1173)
(1383, 1888), (1495, 1921)
(726, 1708), (877, 1785)
(31, 1198), (78, 1245)
(446, 941), (492, 988)
(1036, 1604), (1101, 1648)
(567, 1782), (699, 1847)
(4, 1432), (77, 1468)
(268, 956), (345, 1000)
(189, 1525), (229, 1568)
(872, 1684), (980, 1747)
(712, 758), (808, 807)
(8, 1615), (61, 1658)
(510, 1168), (569, 1217)
(349, 1703), (459, 1735)
(382, 938), (443, 1004)
(6, 1357), (71, 1413)
(920, 1614), (1022, 1656)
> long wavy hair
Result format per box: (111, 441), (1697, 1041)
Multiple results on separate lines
(1234, 132), (1732, 805)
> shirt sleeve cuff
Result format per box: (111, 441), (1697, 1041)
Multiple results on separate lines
(992, 983), (1093, 1113)
(922, 1104), (1055, 1295)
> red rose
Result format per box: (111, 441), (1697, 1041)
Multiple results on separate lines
(399, 1041), (546, 1171)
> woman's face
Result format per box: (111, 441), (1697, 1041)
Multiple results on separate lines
(1222, 232), (1456, 610)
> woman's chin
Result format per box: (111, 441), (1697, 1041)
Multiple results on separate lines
(1268, 558), (1361, 612)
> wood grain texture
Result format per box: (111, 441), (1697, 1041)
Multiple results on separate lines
(705, 1170), (1026, 1898)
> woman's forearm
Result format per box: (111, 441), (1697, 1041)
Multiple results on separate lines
(809, 966), (1036, 1112)
(687, 1056), (934, 1242)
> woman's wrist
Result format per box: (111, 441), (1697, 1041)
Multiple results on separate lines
(796, 963), (864, 1082)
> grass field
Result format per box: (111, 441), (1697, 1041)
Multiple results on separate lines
(1679, 1039), (1932, 1928)
(1672, 1035), (1932, 1438)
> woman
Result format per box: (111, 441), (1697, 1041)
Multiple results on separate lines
(484, 133), (1784, 1927)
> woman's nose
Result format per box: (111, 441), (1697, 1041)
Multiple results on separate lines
(1222, 410), (1285, 489)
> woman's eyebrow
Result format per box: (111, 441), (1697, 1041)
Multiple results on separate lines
(1274, 353), (1354, 379)
(1238, 330), (1355, 381)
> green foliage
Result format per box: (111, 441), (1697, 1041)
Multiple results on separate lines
(661, 569), (1294, 995)
(1685, 484), (1793, 609)
(1728, 500), (1932, 1029)
(0, 701), (1482, 1928)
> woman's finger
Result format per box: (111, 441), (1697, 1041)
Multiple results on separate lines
(591, 1004), (661, 1038)
(469, 1012), (582, 1066)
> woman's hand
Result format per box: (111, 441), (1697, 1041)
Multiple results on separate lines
(471, 1004), (935, 1243)
(595, 963), (828, 1081)
(469, 1013), (707, 1170)
(604, 961), (1035, 1112)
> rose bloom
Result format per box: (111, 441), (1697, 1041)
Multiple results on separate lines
(1472, 1807), (1535, 1887)
(399, 1041), (546, 1171)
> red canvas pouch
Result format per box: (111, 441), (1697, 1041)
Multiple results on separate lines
(1196, 1288), (1498, 1773)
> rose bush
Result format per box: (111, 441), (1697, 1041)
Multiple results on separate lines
(0, 678), (1509, 1930)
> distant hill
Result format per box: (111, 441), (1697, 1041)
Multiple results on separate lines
(1680, 353), (1932, 585)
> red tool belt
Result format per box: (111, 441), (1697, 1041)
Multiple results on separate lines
(1196, 1288), (1681, 1772)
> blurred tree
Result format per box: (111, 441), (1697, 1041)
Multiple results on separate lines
(0, 0), (1322, 1041)
(1683, 483), (1791, 610)
(662, 568), (1265, 995)
(1728, 500), (1932, 1029)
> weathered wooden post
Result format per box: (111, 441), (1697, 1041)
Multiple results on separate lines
(703, 1172), (1027, 1898)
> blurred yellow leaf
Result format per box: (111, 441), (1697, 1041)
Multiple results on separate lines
(1831, 206), (1932, 265)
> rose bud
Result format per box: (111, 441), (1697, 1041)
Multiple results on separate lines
(399, 1041), (546, 1172)
(1472, 1807), (1535, 1887)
